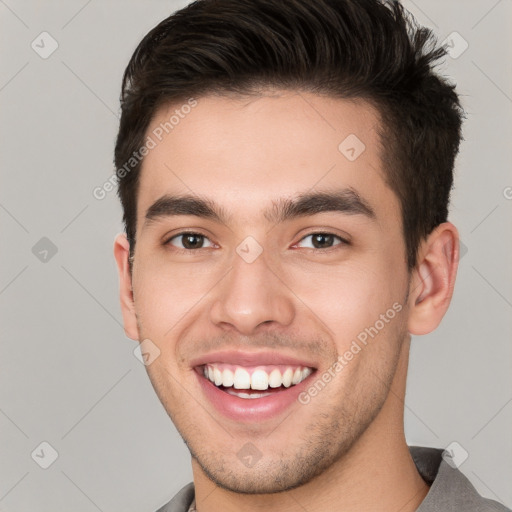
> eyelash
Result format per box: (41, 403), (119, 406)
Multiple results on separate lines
(293, 232), (350, 250)
(164, 231), (350, 252)
(164, 232), (216, 252)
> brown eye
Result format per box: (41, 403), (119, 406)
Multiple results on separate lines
(297, 233), (347, 249)
(167, 233), (213, 249)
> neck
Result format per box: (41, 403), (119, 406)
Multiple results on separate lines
(192, 337), (429, 512)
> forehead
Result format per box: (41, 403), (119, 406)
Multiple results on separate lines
(136, 91), (399, 227)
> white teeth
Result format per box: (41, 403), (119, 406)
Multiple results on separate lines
(268, 368), (282, 388)
(302, 367), (312, 380)
(292, 367), (302, 385)
(222, 368), (234, 387)
(226, 389), (273, 399)
(233, 367), (251, 389)
(213, 367), (223, 386)
(203, 364), (314, 390)
(251, 369), (269, 390)
(282, 368), (293, 387)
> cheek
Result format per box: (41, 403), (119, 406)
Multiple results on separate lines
(132, 259), (217, 340)
(287, 262), (404, 346)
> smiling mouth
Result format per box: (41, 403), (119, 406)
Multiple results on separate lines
(197, 363), (316, 399)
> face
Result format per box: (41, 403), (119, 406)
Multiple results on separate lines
(125, 91), (413, 493)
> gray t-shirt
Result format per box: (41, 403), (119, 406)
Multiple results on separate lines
(155, 446), (510, 512)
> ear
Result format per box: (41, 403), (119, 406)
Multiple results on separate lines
(113, 233), (140, 340)
(407, 222), (459, 335)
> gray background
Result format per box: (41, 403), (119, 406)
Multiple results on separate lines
(1, 0), (511, 510)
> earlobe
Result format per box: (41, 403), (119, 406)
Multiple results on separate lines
(113, 233), (140, 340)
(407, 222), (459, 335)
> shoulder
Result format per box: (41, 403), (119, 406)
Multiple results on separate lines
(154, 482), (195, 512)
(410, 446), (511, 512)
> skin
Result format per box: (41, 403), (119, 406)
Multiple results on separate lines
(114, 91), (459, 512)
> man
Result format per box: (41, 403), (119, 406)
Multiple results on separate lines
(112, 1), (510, 511)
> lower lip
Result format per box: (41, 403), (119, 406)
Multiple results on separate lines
(194, 368), (315, 423)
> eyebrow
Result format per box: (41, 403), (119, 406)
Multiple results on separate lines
(143, 188), (376, 228)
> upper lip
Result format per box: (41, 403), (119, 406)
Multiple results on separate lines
(190, 350), (318, 369)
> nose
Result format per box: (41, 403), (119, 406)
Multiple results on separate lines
(209, 247), (295, 335)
